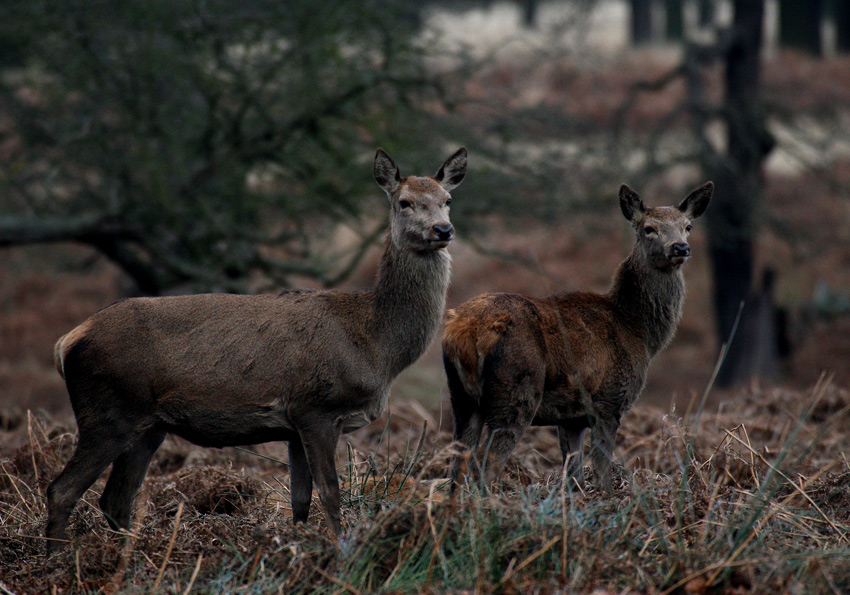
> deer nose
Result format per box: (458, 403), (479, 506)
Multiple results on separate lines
(671, 243), (690, 257)
(433, 223), (454, 241)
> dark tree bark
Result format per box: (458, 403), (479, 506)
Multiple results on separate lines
(718, 269), (785, 384)
(664, 0), (684, 41)
(520, 0), (538, 28)
(779, 0), (823, 55)
(835, 0), (850, 53)
(698, 0), (716, 28)
(707, 0), (776, 387)
(0, 215), (164, 295)
(631, 0), (654, 45)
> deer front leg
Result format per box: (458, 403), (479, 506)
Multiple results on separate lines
(589, 417), (620, 494)
(557, 425), (588, 489)
(298, 424), (343, 536)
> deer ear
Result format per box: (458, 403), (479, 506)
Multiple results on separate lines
(434, 147), (467, 192)
(374, 148), (401, 198)
(619, 184), (645, 223)
(678, 181), (713, 219)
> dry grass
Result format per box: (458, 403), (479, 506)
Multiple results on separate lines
(2, 378), (850, 594)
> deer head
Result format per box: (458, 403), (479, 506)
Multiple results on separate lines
(374, 148), (467, 253)
(619, 182), (713, 272)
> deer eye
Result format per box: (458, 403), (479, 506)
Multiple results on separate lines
(644, 226), (657, 236)
(685, 224), (693, 232)
(445, 198), (452, 206)
(399, 200), (412, 209)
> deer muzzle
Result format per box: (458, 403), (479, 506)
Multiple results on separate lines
(669, 242), (690, 265)
(671, 243), (689, 257)
(431, 223), (454, 243)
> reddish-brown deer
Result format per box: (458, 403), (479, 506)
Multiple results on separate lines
(46, 147), (467, 553)
(442, 182), (712, 493)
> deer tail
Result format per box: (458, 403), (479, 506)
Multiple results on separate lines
(54, 320), (92, 379)
(443, 302), (510, 398)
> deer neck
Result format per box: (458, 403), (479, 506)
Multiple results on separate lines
(609, 253), (685, 358)
(373, 238), (452, 377)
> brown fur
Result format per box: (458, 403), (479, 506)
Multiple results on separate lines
(45, 147), (467, 553)
(443, 298), (511, 395)
(443, 182), (712, 493)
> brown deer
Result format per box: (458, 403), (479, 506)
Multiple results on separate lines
(46, 147), (467, 553)
(442, 182), (712, 493)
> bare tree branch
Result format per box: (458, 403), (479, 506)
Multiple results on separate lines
(0, 215), (129, 247)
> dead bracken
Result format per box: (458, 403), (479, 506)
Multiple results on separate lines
(2, 381), (850, 594)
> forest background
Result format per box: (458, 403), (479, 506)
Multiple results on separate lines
(2, 1), (850, 593)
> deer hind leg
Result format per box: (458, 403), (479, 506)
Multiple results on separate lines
(46, 430), (132, 553)
(288, 437), (313, 524)
(479, 371), (543, 488)
(589, 416), (621, 494)
(298, 423), (342, 536)
(558, 425), (588, 489)
(444, 355), (484, 493)
(450, 408), (484, 494)
(99, 426), (166, 531)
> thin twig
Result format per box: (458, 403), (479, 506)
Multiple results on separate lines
(153, 500), (184, 591)
(314, 566), (362, 595)
(424, 480), (450, 587)
(27, 411), (40, 485)
(182, 553), (204, 595)
(75, 549), (82, 591)
(496, 535), (561, 588)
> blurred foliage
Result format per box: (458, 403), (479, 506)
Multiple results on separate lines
(0, 0), (461, 294)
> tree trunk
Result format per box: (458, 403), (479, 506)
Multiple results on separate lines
(834, 0), (850, 53)
(519, 0), (538, 28)
(717, 270), (785, 384)
(631, 0), (654, 45)
(779, 0), (823, 55)
(698, 0), (716, 28)
(664, 0), (684, 41)
(707, 0), (776, 387)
